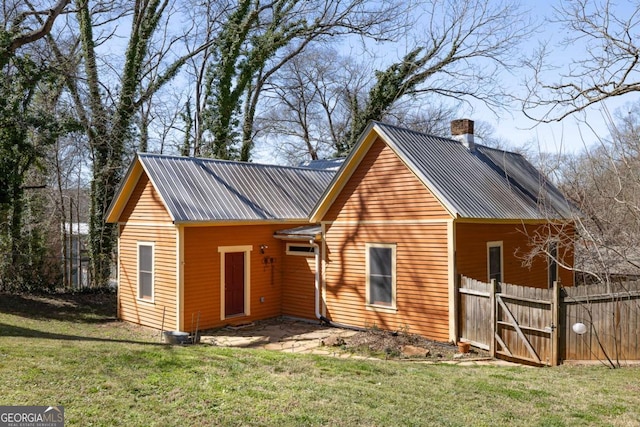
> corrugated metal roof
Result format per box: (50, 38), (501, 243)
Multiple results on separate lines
(374, 122), (574, 220)
(138, 153), (334, 222)
(298, 158), (346, 171)
(274, 225), (322, 240)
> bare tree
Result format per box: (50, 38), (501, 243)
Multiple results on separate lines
(201, 0), (409, 161)
(341, 0), (533, 152)
(178, 0), (232, 156)
(260, 0), (531, 159)
(0, 0), (70, 65)
(59, 0), (215, 287)
(259, 46), (371, 163)
(523, 0), (640, 122)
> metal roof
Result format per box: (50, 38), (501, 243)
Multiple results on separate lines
(274, 225), (322, 240)
(298, 158), (346, 171)
(372, 122), (574, 220)
(137, 153), (334, 222)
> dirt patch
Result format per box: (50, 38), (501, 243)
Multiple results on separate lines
(341, 328), (489, 360)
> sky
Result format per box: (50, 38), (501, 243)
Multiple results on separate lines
(459, 0), (640, 156)
(252, 0), (640, 164)
(85, 0), (640, 164)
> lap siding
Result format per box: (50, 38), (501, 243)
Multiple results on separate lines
(324, 221), (451, 342)
(118, 224), (177, 330)
(182, 225), (287, 331)
(282, 255), (316, 320)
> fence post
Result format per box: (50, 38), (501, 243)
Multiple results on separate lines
(551, 280), (560, 366)
(490, 279), (497, 358)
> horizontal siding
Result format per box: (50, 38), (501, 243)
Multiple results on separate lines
(282, 255), (316, 320)
(323, 222), (451, 342)
(182, 224), (290, 331)
(455, 222), (574, 288)
(119, 173), (172, 223)
(325, 138), (451, 222)
(118, 224), (177, 330)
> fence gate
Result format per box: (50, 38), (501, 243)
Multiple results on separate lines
(459, 276), (560, 366)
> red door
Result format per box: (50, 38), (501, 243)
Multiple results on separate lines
(225, 252), (245, 317)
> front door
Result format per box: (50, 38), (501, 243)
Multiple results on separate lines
(225, 252), (245, 317)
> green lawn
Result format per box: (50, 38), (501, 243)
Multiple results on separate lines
(0, 294), (639, 426)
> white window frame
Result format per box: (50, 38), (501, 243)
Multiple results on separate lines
(365, 243), (397, 313)
(487, 241), (504, 284)
(137, 241), (155, 303)
(286, 243), (315, 256)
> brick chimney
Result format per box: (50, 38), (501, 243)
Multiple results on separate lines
(451, 119), (474, 151)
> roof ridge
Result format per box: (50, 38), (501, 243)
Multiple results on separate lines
(373, 121), (526, 158)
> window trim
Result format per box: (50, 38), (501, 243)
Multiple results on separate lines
(365, 243), (397, 313)
(137, 241), (155, 303)
(487, 241), (504, 284)
(285, 243), (315, 256)
(548, 241), (559, 288)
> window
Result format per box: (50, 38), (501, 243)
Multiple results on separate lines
(366, 243), (396, 310)
(286, 243), (315, 256)
(548, 241), (558, 288)
(137, 242), (154, 301)
(487, 241), (503, 283)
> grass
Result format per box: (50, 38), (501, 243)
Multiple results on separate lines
(1, 294), (640, 426)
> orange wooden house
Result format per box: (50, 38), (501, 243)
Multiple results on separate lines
(106, 119), (574, 342)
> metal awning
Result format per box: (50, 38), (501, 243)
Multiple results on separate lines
(274, 225), (322, 241)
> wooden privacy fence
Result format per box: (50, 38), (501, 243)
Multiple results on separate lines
(458, 276), (559, 366)
(458, 276), (640, 365)
(562, 281), (640, 363)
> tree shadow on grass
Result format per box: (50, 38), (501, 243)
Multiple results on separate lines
(0, 321), (168, 346)
(0, 293), (169, 346)
(0, 293), (116, 323)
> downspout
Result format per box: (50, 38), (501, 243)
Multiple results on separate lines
(310, 238), (365, 332)
(310, 239), (322, 321)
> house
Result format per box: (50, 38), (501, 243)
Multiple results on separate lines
(106, 119), (574, 342)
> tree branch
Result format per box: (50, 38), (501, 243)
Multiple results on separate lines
(9, 0), (71, 53)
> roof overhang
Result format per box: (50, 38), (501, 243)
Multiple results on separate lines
(105, 156), (145, 223)
(273, 224), (322, 241)
(453, 217), (574, 224)
(175, 219), (311, 227)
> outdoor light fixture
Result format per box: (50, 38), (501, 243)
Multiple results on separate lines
(572, 322), (587, 335)
(260, 245), (268, 254)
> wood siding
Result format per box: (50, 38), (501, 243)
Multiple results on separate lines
(322, 138), (453, 341)
(459, 276), (559, 366)
(119, 173), (172, 223)
(562, 280), (640, 362)
(182, 224), (289, 331)
(282, 253), (317, 319)
(455, 222), (574, 289)
(324, 138), (450, 222)
(117, 172), (176, 330)
(324, 221), (450, 341)
(119, 223), (177, 330)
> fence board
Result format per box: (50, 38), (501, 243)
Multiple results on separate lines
(459, 276), (555, 365)
(458, 276), (491, 350)
(562, 279), (640, 362)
